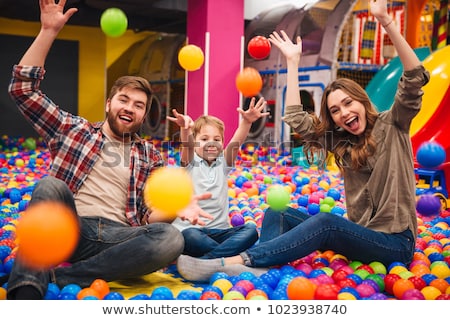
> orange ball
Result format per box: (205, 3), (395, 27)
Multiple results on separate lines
(77, 287), (102, 300)
(90, 279), (110, 299)
(392, 278), (415, 299)
(16, 201), (79, 270)
(235, 67), (263, 97)
(287, 277), (316, 300)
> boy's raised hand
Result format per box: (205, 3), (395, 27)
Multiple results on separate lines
(167, 109), (194, 130)
(237, 96), (270, 124)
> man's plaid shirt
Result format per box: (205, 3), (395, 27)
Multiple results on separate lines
(9, 65), (164, 226)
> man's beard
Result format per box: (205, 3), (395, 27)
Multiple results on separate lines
(107, 112), (141, 139)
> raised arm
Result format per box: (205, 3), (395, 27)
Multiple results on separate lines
(19, 0), (78, 67)
(166, 109), (195, 166)
(268, 30), (303, 107)
(224, 97), (269, 166)
(370, 0), (420, 71)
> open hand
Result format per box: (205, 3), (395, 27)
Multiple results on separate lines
(178, 192), (214, 226)
(40, 0), (78, 33)
(167, 109), (194, 130)
(268, 30), (302, 62)
(237, 96), (270, 124)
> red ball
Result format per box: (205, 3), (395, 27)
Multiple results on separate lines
(314, 283), (340, 300)
(247, 36), (271, 60)
(384, 273), (401, 295)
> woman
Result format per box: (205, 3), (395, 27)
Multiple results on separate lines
(176, 0), (430, 282)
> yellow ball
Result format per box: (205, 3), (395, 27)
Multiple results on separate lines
(144, 167), (193, 218)
(178, 44), (204, 71)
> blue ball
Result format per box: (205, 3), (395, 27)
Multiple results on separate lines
(416, 142), (446, 168)
(327, 188), (341, 201)
(60, 283), (82, 296)
(150, 286), (174, 299)
(104, 292), (125, 300)
(307, 203), (320, 215)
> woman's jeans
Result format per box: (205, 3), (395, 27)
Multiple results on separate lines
(241, 207), (415, 268)
(182, 224), (259, 259)
(7, 176), (184, 298)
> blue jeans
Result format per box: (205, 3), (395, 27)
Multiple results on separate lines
(182, 224), (259, 259)
(7, 176), (184, 298)
(241, 207), (415, 267)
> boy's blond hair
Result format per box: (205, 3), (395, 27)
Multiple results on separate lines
(192, 115), (225, 141)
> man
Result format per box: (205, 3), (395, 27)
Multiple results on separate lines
(5, 0), (212, 299)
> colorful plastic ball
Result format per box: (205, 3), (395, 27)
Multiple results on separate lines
(416, 194), (441, 217)
(60, 284), (82, 297)
(150, 286), (174, 300)
(200, 291), (221, 300)
(223, 290), (245, 300)
(431, 264), (450, 278)
(235, 67), (263, 97)
(286, 277), (316, 300)
(314, 283), (340, 300)
(246, 289), (268, 300)
(77, 287), (102, 300)
(392, 278), (415, 299)
(421, 285), (442, 300)
(100, 8), (128, 38)
(212, 278), (233, 295)
(16, 201), (80, 270)
(307, 203), (320, 215)
(103, 292), (125, 300)
(416, 141), (446, 168)
(355, 283), (376, 298)
(143, 167), (193, 219)
(266, 185), (290, 211)
(90, 278), (110, 299)
(230, 214), (245, 226)
(23, 137), (36, 150)
(327, 188), (341, 201)
(247, 36), (271, 60)
(368, 261), (387, 275)
(178, 44), (205, 71)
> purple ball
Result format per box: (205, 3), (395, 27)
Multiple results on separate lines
(230, 214), (245, 226)
(416, 194), (441, 217)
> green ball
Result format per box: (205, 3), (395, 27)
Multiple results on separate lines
(319, 203), (331, 213)
(321, 196), (335, 207)
(348, 260), (363, 270)
(266, 185), (290, 211)
(365, 274), (385, 292)
(353, 269), (370, 280)
(23, 137), (36, 150)
(368, 261), (387, 275)
(100, 8), (128, 37)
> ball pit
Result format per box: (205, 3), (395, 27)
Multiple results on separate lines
(1, 136), (450, 300)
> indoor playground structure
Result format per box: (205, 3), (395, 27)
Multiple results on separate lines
(1, 0), (450, 301)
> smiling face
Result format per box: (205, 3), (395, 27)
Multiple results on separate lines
(103, 87), (147, 141)
(194, 124), (224, 164)
(327, 89), (367, 136)
(101, 76), (152, 142)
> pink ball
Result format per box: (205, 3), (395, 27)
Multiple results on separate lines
(401, 288), (425, 300)
(295, 263), (313, 275)
(355, 283), (376, 298)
